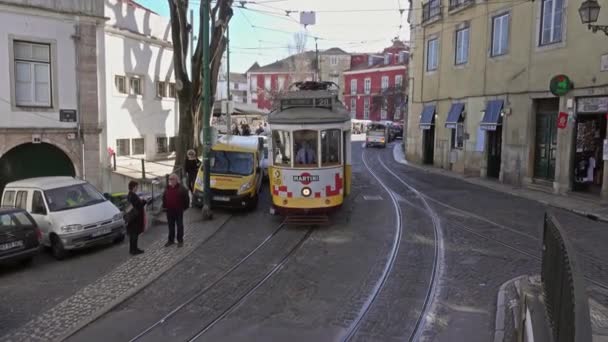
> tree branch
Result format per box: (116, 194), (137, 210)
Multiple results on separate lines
(168, 0), (190, 86)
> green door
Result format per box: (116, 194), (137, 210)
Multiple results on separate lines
(534, 112), (558, 180)
(0, 143), (75, 193)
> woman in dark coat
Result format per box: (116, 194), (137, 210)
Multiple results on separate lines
(127, 180), (147, 255)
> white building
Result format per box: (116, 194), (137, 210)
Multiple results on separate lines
(101, 0), (178, 162)
(0, 0), (105, 192)
(216, 72), (248, 104)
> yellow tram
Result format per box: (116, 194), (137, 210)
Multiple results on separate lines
(268, 81), (352, 215)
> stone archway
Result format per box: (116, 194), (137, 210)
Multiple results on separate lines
(0, 143), (76, 193)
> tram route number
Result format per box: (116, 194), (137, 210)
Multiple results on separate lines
(293, 173), (319, 185)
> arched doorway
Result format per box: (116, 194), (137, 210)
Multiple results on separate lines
(0, 143), (76, 193)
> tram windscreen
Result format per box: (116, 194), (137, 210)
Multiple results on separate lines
(210, 151), (254, 176)
(321, 129), (341, 166)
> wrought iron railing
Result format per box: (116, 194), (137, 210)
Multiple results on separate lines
(448, 0), (474, 11)
(422, 1), (442, 23)
(541, 213), (592, 342)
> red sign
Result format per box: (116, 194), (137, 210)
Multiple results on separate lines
(557, 112), (569, 129)
(293, 172), (319, 185)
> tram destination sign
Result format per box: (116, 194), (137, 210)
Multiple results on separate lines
(281, 97), (332, 108)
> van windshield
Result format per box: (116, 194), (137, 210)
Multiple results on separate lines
(44, 183), (106, 212)
(211, 151), (254, 176)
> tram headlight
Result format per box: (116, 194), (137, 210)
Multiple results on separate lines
(301, 187), (312, 197)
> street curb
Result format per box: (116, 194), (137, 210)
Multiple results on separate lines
(494, 275), (528, 342)
(391, 144), (608, 223)
(56, 214), (232, 342)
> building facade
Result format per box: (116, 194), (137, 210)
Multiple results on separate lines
(343, 41), (409, 122)
(407, 0), (608, 199)
(318, 47), (352, 100)
(0, 0), (105, 192)
(246, 52), (316, 110)
(102, 0), (178, 162)
(216, 72), (248, 104)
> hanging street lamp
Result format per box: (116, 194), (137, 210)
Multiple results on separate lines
(579, 0), (608, 35)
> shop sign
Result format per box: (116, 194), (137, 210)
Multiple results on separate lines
(577, 97), (608, 113)
(557, 112), (569, 129)
(549, 75), (573, 96)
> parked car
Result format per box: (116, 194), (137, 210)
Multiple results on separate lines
(0, 207), (41, 265)
(1, 177), (126, 260)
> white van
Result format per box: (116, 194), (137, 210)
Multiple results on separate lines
(1, 177), (125, 260)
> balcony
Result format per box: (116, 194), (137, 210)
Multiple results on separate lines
(422, 1), (442, 24)
(448, 0), (474, 12)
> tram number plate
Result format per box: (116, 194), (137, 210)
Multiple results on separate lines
(213, 196), (230, 202)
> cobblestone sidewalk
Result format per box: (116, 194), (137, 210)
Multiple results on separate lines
(392, 143), (608, 222)
(1, 211), (230, 342)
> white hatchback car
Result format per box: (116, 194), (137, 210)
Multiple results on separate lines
(1, 177), (125, 260)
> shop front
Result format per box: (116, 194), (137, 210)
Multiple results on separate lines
(480, 99), (504, 179)
(572, 97), (608, 195)
(419, 104), (436, 165)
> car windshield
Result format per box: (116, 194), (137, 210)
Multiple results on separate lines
(211, 151), (254, 176)
(44, 183), (106, 212)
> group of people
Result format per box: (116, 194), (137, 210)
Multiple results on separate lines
(125, 149), (201, 256)
(232, 122), (268, 136)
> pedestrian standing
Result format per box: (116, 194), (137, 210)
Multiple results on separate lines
(184, 149), (201, 192)
(126, 181), (146, 255)
(162, 173), (190, 248)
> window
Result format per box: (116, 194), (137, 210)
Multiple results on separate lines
(426, 38), (439, 71)
(211, 151), (254, 176)
(169, 137), (177, 153)
(116, 139), (130, 156)
(14, 41), (51, 107)
(350, 98), (356, 116)
(399, 51), (407, 63)
(0, 213), (16, 228)
(264, 76), (271, 90)
(330, 55), (338, 65)
(381, 107), (388, 120)
(540, 0), (563, 45)
(250, 76), (258, 91)
(294, 130), (318, 167)
(278, 76), (286, 91)
(350, 79), (357, 95)
(272, 130), (292, 166)
(395, 75), (404, 89)
(451, 122), (465, 149)
(44, 183), (105, 212)
(381, 76), (389, 90)
(156, 81), (166, 98)
(15, 191), (28, 210)
(395, 107), (401, 120)
(156, 137), (168, 154)
(32, 191), (46, 215)
(115, 75), (127, 94)
(364, 98), (370, 119)
(455, 27), (470, 65)
(168, 83), (177, 98)
(384, 54), (390, 65)
(491, 13), (510, 56)
(13, 211), (36, 225)
(2, 191), (15, 207)
(364, 78), (371, 94)
(129, 76), (142, 95)
(132, 138), (145, 155)
(321, 129), (341, 166)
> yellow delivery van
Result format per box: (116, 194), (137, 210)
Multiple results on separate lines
(192, 135), (264, 210)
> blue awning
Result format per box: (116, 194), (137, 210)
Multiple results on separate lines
(480, 100), (504, 131)
(419, 105), (436, 129)
(445, 103), (464, 128)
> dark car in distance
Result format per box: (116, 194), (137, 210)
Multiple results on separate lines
(0, 208), (41, 265)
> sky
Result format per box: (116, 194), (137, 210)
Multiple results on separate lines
(136, 0), (411, 73)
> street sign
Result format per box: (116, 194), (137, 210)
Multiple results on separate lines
(60, 109), (77, 122)
(557, 112), (569, 129)
(300, 11), (316, 26)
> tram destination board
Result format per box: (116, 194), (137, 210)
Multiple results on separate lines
(281, 97), (332, 109)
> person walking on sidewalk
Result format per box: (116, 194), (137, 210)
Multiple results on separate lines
(162, 174), (190, 248)
(126, 181), (147, 255)
(184, 149), (201, 193)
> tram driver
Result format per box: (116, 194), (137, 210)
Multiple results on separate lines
(295, 141), (317, 165)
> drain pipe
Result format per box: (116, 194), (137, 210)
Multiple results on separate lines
(73, 17), (85, 180)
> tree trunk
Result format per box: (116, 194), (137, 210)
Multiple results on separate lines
(175, 91), (194, 173)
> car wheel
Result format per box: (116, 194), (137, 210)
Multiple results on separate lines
(114, 233), (125, 244)
(51, 236), (67, 260)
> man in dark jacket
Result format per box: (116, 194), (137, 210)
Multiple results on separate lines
(162, 173), (190, 247)
(127, 181), (147, 255)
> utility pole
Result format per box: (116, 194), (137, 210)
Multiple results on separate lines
(201, 0), (213, 220)
(315, 37), (320, 81)
(226, 23), (231, 137)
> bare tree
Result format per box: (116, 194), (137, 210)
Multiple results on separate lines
(288, 32), (311, 83)
(167, 0), (233, 171)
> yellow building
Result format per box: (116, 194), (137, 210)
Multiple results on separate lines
(406, 0), (608, 199)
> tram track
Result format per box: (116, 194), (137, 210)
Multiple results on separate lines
(128, 220), (312, 342)
(378, 150), (608, 292)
